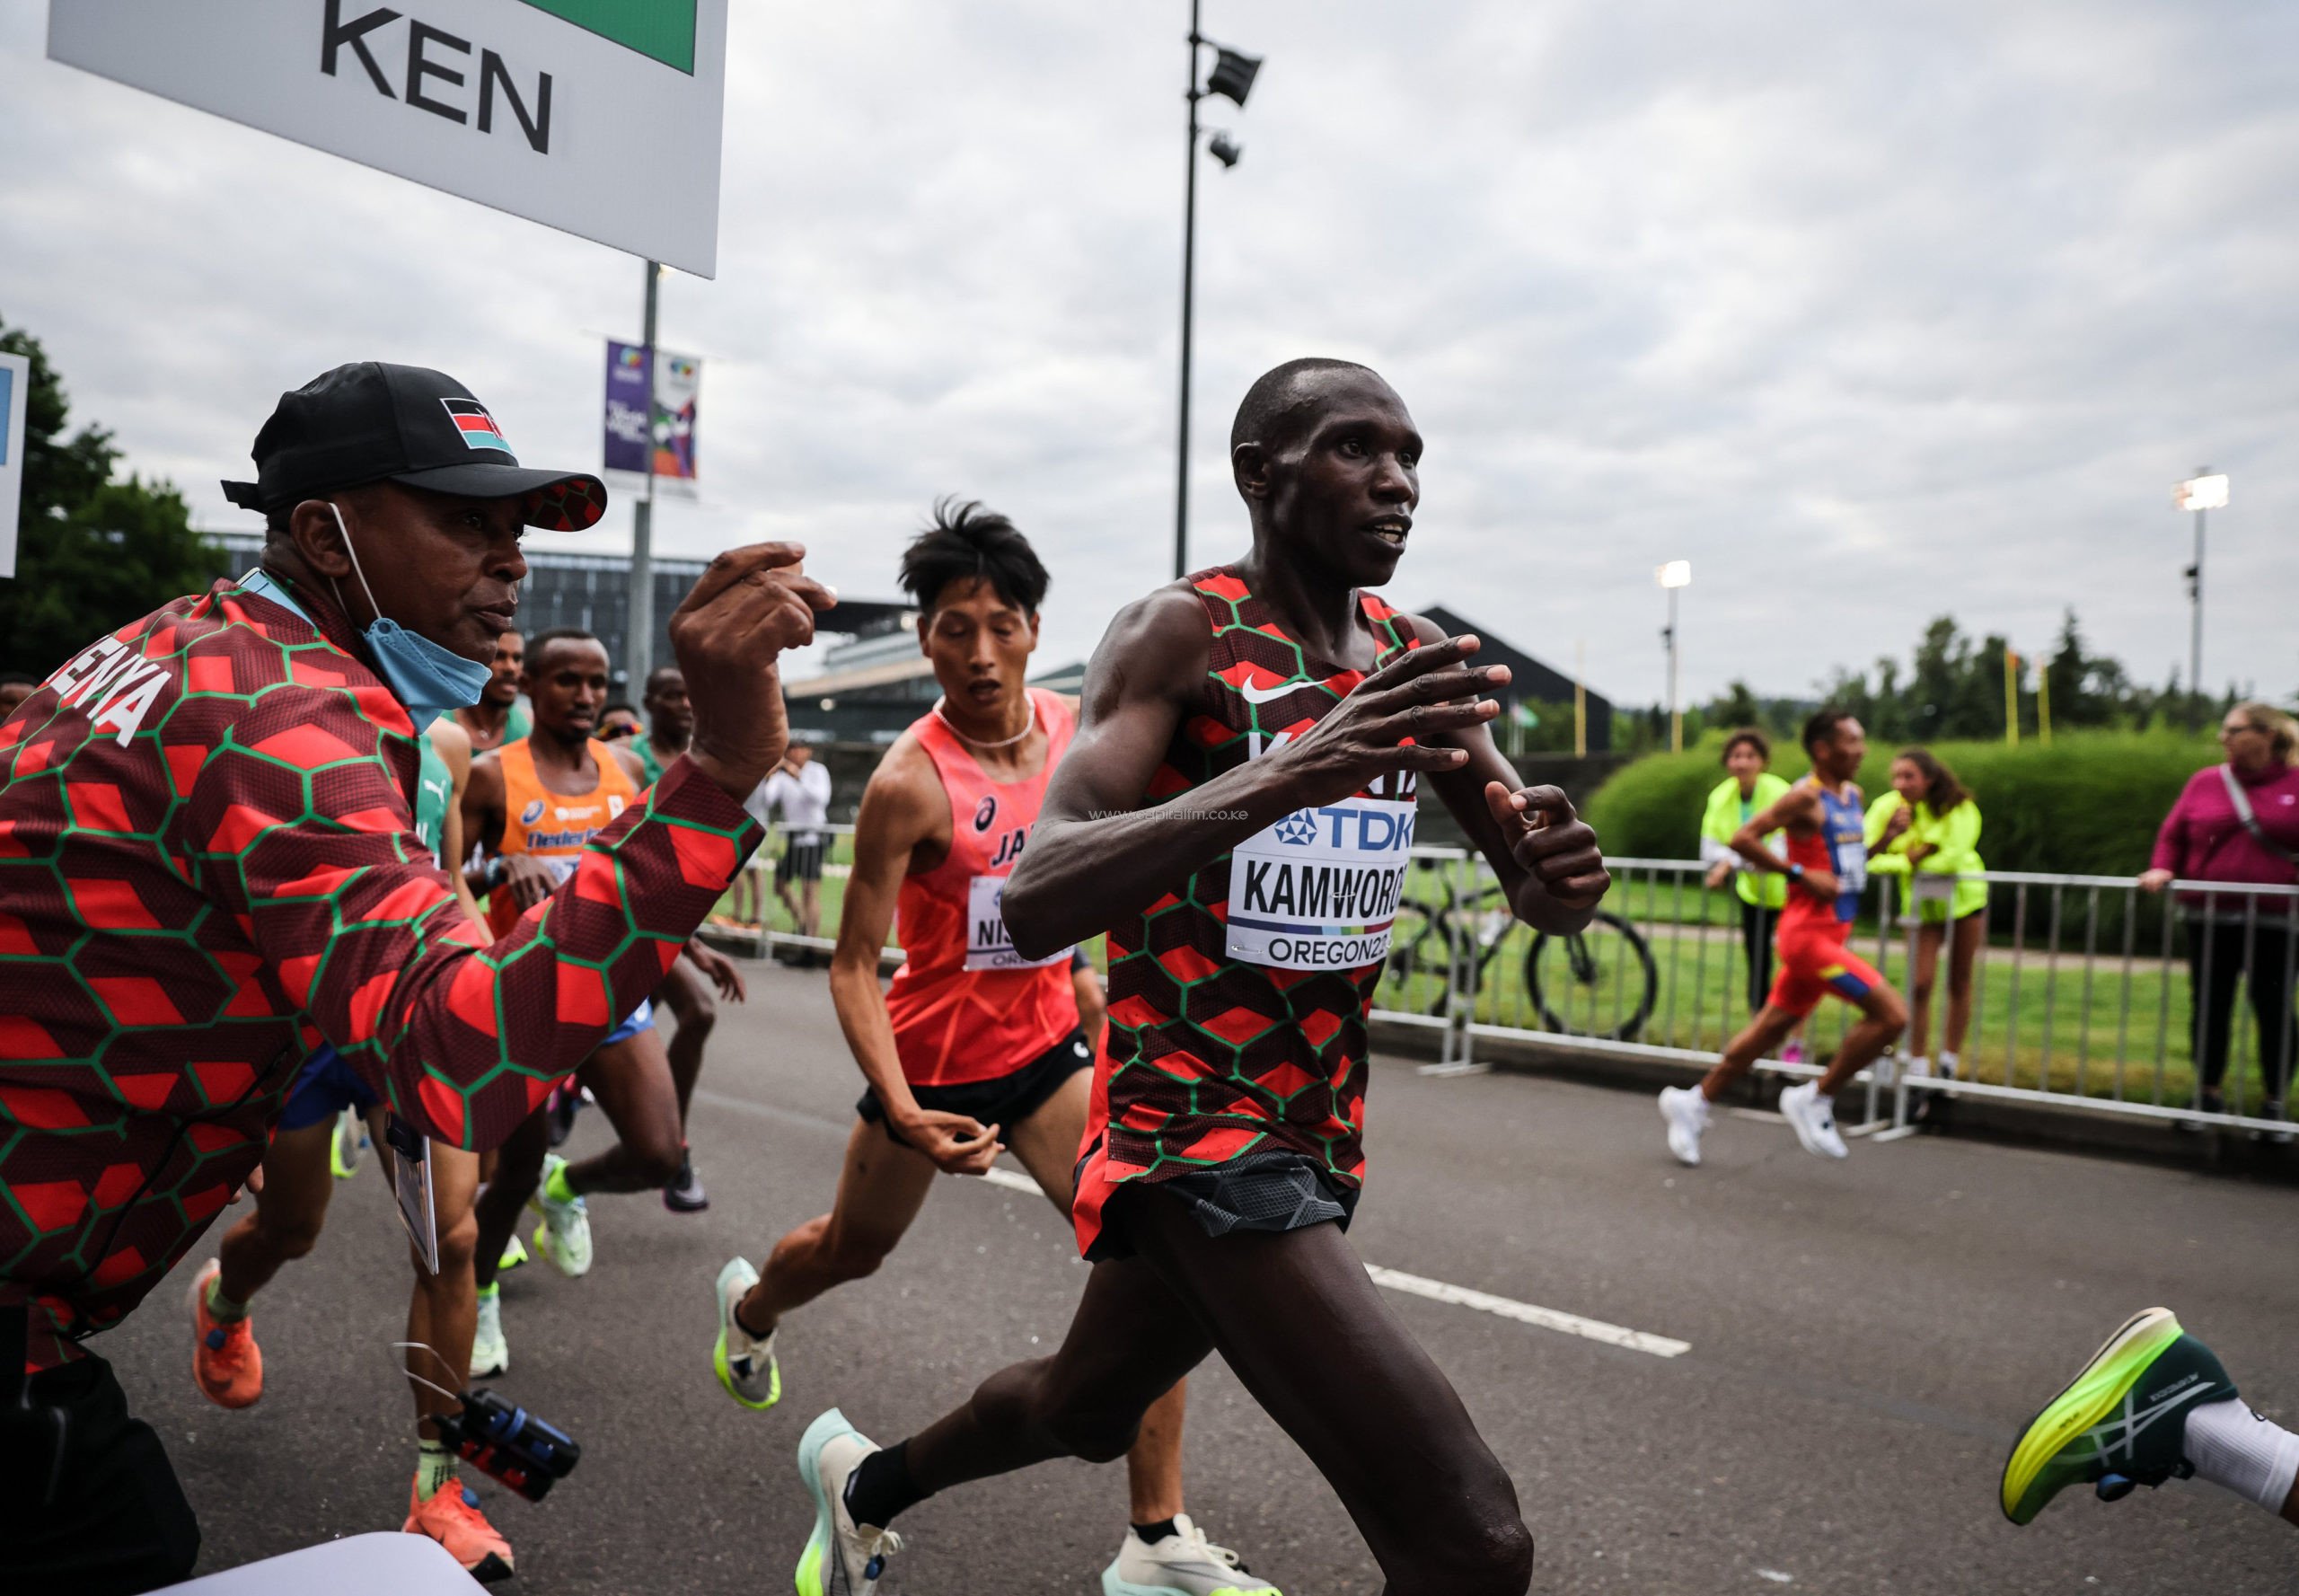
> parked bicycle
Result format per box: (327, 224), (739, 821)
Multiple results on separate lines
(1384, 858), (1660, 1041)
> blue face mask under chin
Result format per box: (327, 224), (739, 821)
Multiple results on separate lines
(330, 503), (499, 732)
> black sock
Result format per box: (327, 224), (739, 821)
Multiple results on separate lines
(1132, 1517), (1180, 1545)
(843, 1440), (929, 1529)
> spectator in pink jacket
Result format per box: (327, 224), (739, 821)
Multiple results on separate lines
(2140, 701), (2299, 1127)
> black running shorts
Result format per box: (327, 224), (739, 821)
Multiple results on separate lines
(859, 1027), (1093, 1149)
(1084, 1148), (1361, 1263)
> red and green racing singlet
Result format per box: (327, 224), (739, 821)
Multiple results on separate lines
(1072, 567), (1420, 1255)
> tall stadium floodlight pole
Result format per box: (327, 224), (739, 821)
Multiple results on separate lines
(626, 260), (662, 694)
(2173, 469), (2227, 732)
(1173, 8), (1260, 580)
(1657, 560), (1690, 754)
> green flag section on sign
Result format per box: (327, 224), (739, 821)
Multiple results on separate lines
(520, 0), (697, 75)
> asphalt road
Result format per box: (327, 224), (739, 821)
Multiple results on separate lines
(104, 960), (2297, 1593)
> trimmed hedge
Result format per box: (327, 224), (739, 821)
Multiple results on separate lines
(1584, 731), (2224, 878)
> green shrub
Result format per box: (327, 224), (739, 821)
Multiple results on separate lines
(1585, 730), (2221, 877)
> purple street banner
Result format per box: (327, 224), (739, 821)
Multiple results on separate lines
(603, 339), (700, 499)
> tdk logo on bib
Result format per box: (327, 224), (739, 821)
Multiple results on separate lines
(1273, 811), (1320, 846)
(1226, 797), (1417, 971)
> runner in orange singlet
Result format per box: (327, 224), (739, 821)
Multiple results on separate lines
(461, 627), (744, 1377)
(784, 364), (1610, 1596)
(713, 503), (1267, 1596)
(1659, 709), (1910, 1167)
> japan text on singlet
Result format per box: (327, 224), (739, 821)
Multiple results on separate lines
(885, 689), (1082, 1087)
(485, 736), (638, 937)
(1071, 568), (1420, 1253)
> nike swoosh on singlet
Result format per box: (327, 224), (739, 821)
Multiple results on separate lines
(1238, 679), (1304, 705)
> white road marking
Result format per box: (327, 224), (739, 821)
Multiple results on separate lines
(1364, 1265), (1692, 1359)
(972, 1163), (1690, 1360)
(1757, 1571), (1795, 1583)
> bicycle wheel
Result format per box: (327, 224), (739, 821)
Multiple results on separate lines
(1382, 901), (1457, 1016)
(1522, 912), (1659, 1041)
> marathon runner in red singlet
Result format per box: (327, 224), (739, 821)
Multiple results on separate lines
(713, 503), (1266, 1596)
(782, 364), (1609, 1596)
(1659, 709), (1910, 1166)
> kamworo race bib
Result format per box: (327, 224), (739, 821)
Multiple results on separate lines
(1225, 797), (1417, 970)
(965, 875), (1072, 972)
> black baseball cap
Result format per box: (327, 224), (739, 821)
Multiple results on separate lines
(222, 362), (607, 532)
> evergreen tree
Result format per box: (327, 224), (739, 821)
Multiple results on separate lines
(0, 319), (216, 677)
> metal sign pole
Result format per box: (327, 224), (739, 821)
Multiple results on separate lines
(626, 260), (660, 694)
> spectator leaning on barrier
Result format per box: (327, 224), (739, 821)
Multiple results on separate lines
(0, 361), (827, 1593)
(1701, 728), (1793, 1021)
(2139, 701), (2299, 1130)
(1866, 746), (1986, 1084)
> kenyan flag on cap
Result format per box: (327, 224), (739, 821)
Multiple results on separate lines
(442, 398), (514, 454)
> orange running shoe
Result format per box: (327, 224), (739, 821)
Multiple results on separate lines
(405, 1477), (515, 1583)
(187, 1258), (262, 1409)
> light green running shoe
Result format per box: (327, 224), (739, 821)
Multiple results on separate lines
(713, 1257), (780, 1409)
(471, 1283), (508, 1379)
(796, 1407), (902, 1595)
(2001, 1306), (2236, 1525)
(528, 1153), (593, 1278)
(330, 1108), (366, 1180)
(497, 1233), (528, 1274)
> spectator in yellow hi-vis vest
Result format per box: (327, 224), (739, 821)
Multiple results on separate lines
(1866, 746), (1987, 1082)
(1702, 729), (1794, 1028)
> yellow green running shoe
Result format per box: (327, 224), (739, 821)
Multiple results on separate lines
(329, 1108), (366, 1180)
(2001, 1307), (2236, 1525)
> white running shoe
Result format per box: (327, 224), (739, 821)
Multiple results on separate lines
(1900, 1054), (1931, 1080)
(713, 1257), (780, 1409)
(528, 1153), (594, 1277)
(1104, 1514), (1280, 1596)
(797, 1408), (903, 1596)
(1779, 1080), (1849, 1160)
(471, 1284), (508, 1379)
(1658, 1085), (1710, 1168)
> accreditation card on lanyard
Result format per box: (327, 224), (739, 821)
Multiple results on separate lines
(383, 1115), (440, 1276)
(1223, 796), (1418, 971)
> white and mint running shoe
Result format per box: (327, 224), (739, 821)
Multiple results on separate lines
(1104, 1514), (1279, 1596)
(528, 1153), (594, 1277)
(1778, 1080), (1849, 1160)
(797, 1408), (903, 1596)
(713, 1257), (780, 1409)
(471, 1283), (508, 1379)
(1658, 1085), (1709, 1168)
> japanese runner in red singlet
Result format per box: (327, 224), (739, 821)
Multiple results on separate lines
(715, 504), (1267, 1596)
(1660, 709), (1910, 1168)
(781, 362), (1613, 1596)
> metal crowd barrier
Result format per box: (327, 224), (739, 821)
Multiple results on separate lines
(1370, 850), (2299, 1141)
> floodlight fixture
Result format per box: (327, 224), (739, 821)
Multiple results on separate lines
(1208, 47), (1262, 106)
(1207, 130), (1242, 167)
(1656, 560), (1692, 589)
(2172, 473), (2228, 512)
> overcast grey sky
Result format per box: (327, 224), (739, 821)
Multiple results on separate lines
(6, 1), (2297, 708)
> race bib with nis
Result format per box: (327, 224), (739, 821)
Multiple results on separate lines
(1225, 796), (1417, 970)
(965, 875), (1074, 972)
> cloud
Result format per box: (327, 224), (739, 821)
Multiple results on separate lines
(5, 0), (2296, 703)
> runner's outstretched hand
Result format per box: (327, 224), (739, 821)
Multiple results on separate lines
(1274, 634), (1507, 807)
(674, 543), (837, 800)
(1483, 783), (1609, 913)
(898, 1111), (1004, 1177)
(685, 938), (748, 1002)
